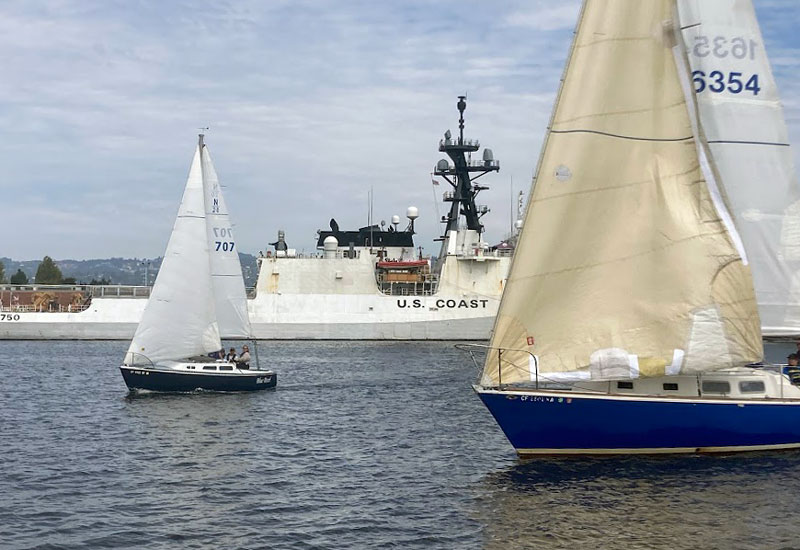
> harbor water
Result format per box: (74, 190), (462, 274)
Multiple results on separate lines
(3, 340), (800, 549)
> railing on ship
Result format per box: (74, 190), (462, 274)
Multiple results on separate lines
(0, 284), (151, 313)
(0, 284), (259, 312)
(376, 275), (440, 297)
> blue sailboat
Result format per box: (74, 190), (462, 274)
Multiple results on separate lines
(472, 0), (800, 455)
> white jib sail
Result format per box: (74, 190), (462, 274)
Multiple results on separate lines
(125, 144), (221, 365)
(678, 0), (800, 338)
(481, 0), (763, 387)
(201, 141), (252, 338)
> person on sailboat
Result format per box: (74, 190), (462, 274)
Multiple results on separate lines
(226, 347), (238, 362)
(236, 345), (251, 369)
(785, 354), (800, 386)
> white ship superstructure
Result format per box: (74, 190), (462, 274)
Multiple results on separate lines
(0, 98), (514, 340)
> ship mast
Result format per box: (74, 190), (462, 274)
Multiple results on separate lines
(434, 96), (500, 255)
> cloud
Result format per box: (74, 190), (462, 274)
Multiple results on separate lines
(0, 0), (797, 261)
(503, 2), (581, 31)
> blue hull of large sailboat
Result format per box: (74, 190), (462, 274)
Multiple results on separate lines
(120, 366), (276, 392)
(476, 388), (800, 455)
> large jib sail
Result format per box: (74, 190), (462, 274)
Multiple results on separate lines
(125, 143), (221, 365)
(201, 141), (252, 339)
(678, 0), (800, 338)
(482, 0), (763, 386)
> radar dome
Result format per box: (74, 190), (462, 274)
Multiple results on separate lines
(436, 159), (449, 171)
(323, 235), (339, 259)
(391, 215), (401, 225)
(406, 206), (419, 220)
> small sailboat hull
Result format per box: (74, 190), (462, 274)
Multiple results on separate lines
(476, 387), (800, 456)
(120, 365), (276, 392)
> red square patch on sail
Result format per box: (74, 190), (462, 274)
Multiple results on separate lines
(526, 336), (535, 346)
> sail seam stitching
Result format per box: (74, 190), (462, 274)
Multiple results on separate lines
(707, 140), (790, 147)
(550, 128), (693, 142)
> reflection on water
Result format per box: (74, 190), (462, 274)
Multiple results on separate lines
(475, 453), (800, 549)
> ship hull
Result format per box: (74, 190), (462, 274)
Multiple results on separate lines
(1, 295), (498, 340)
(475, 387), (800, 456)
(120, 365), (277, 392)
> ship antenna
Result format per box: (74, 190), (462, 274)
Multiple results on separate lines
(457, 95), (467, 145)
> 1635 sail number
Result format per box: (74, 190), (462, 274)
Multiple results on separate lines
(692, 70), (760, 96)
(692, 35), (758, 60)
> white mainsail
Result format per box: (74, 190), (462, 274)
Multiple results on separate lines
(482, 0), (763, 387)
(201, 140), (252, 339)
(125, 144), (221, 365)
(678, 0), (800, 338)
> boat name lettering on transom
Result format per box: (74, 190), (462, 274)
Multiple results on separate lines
(395, 298), (489, 309)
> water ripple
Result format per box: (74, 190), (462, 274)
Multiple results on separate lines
(2, 341), (800, 549)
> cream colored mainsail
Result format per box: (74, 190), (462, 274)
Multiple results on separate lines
(482, 0), (763, 386)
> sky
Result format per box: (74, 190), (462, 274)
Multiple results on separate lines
(1, 0), (798, 261)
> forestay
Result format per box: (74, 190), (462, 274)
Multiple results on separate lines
(482, 0), (762, 387)
(678, 0), (800, 338)
(202, 143), (252, 338)
(126, 145), (221, 365)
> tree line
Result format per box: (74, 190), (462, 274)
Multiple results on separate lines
(0, 257), (110, 285)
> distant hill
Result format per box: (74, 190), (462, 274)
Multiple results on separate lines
(0, 253), (260, 287)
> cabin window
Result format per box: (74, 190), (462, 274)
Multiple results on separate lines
(187, 366), (195, 370)
(219, 365), (233, 371)
(739, 381), (765, 394)
(663, 383), (679, 391)
(202, 366), (217, 371)
(702, 381), (730, 394)
(616, 381), (634, 390)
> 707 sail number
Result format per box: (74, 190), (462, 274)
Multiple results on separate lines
(692, 70), (761, 96)
(212, 226), (235, 252)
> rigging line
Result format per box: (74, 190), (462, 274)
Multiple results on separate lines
(680, 22), (701, 30)
(549, 128), (694, 143)
(707, 140), (791, 147)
